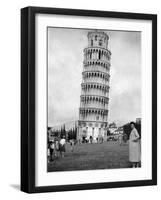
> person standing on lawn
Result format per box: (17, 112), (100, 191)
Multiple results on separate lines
(129, 122), (141, 168)
(118, 133), (123, 146)
(70, 139), (75, 152)
(49, 140), (55, 162)
(89, 136), (93, 144)
(123, 132), (128, 143)
(55, 137), (60, 157)
(59, 135), (66, 158)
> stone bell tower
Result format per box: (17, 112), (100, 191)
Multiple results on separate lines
(78, 30), (111, 142)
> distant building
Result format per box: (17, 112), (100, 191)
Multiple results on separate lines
(114, 126), (123, 135)
(109, 122), (117, 134)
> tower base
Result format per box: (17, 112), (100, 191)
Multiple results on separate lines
(77, 121), (108, 143)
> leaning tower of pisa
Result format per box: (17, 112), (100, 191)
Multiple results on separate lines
(78, 30), (111, 142)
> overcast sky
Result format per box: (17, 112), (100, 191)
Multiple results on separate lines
(48, 27), (141, 127)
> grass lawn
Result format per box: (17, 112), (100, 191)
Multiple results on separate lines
(48, 141), (130, 172)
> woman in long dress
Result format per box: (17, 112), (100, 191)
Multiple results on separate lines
(129, 122), (141, 168)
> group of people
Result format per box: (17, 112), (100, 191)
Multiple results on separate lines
(48, 135), (66, 162)
(78, 135), (104, 144)
(89, 135), (104, 144)
(48, 136), (76, 163)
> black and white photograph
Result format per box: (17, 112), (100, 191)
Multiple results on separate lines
(47, 27), (142, 172)
(20, 6), (157, 193)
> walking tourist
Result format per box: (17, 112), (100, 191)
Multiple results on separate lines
(129, 122), (141, 168)
(70, 139), (75, 152)
(118, 133), (123, 146)
(59, 135), (66, 157)
(89, 136), (93, 144)
(55, 138), (60, 157)
(49, 140), (55, 161)
(98, 135), (103, 144)
(123, 133), (128, 143)
(47, 146), (50, 163)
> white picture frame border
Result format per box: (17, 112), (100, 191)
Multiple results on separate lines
(35, 13), (152, 187)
